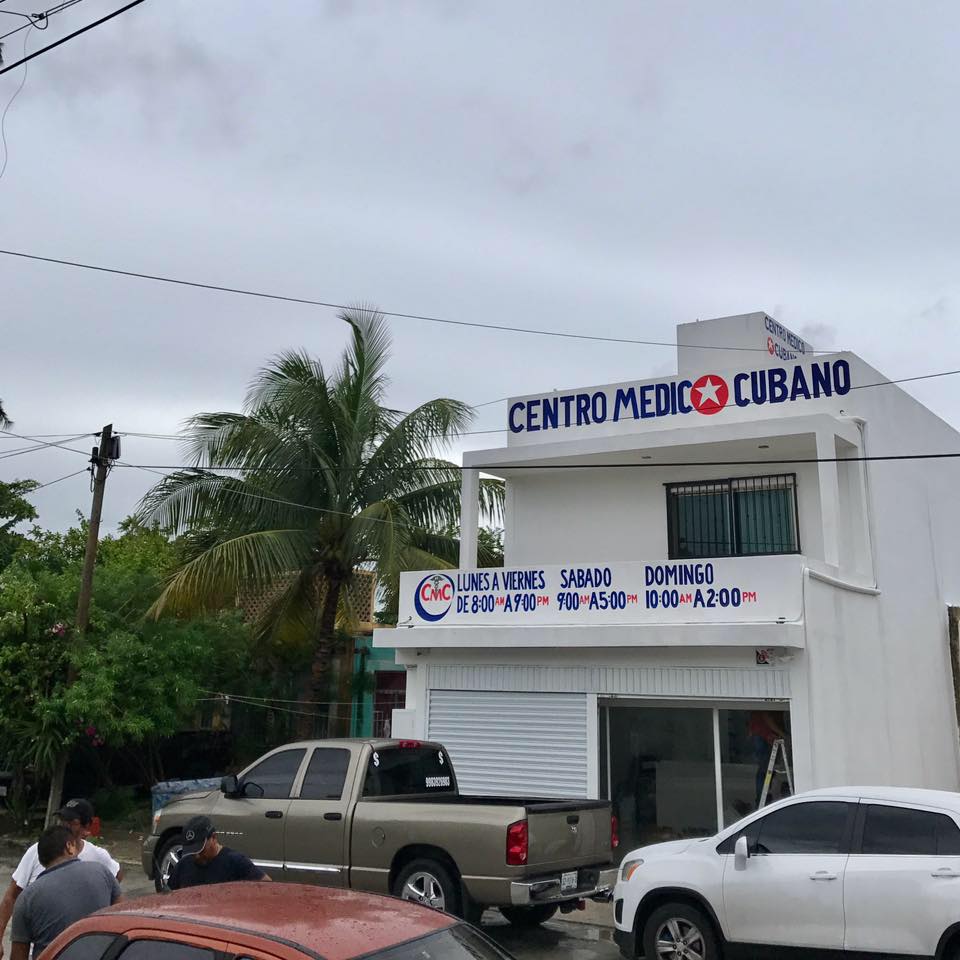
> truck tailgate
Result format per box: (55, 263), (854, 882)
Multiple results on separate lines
(526, 801), (611, 871)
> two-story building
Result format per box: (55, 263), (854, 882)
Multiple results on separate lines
(374, 312), (960, 856)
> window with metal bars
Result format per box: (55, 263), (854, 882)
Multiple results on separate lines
(666, 474), (800, 559)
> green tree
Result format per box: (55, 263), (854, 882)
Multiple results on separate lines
(0, 478), (39, 569)
(0, 399), (12, 429)
(0, 520), (254, 788)
(138, 308), (502, 719)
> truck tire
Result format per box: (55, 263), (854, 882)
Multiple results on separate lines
(642, 902), (719, 960)
(393, 859), (460, 916)
(499, 904), (559, 927)
(154, 834), (183, 893)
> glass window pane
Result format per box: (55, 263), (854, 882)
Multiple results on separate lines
(861, 805), (940, 855)
(120, 942), (216, 960)
(363, 747), (454, 797)
(734, 483), (797, 554)
(607, 705), (716, 860)
(755, 801), (850, 854)
(242, 748), (306, 799)
(54, 934), (119, 960)
(371, 926), (511, 960)
(719, 709), (791, 825)
(300, 748), (351, 800)
(670, 486), (731, 559)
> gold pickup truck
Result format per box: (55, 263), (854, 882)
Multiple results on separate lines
(143, 738), (617, 927)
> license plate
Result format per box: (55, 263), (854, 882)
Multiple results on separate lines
(561, 870), (578, 892)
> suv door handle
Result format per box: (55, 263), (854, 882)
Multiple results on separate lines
(265, 810), (284, 819)
(324, 812), (342, 821)
(809, 871), (837, 881)
(931, 868), (960, 878)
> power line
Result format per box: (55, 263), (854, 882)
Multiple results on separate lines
(0, 0), (85, 44)
(0, 247), (832, 354)
(0, 430), (91, 458)
(0, 20), (31, 180)
(0, 0), (145, 77)
(30, 467), (87, 489)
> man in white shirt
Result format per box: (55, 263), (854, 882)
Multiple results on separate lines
(0, 799), (122, 959)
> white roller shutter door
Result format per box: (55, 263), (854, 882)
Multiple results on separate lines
(428, 690), (588, 798)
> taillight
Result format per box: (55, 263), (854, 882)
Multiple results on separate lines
(397, 740), (422, 749)
(611, 814), (619, 850)
(506, 820), (528, 866)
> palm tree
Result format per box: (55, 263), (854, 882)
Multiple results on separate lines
(0, 400), (11, 429)
(139, 307), (502, 726)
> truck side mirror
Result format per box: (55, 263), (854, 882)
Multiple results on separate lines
(220, 775), (239, 796)
(734, 834), (750, 870)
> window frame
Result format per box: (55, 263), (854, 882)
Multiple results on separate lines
(665, 473), (801, 560)
(851, 802), (960, 856)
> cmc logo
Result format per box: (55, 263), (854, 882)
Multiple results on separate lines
(690, 374), (728, 415)
(414, 573), (455, 622)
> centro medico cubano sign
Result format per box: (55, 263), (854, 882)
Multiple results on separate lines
(398, 556), (802, 627)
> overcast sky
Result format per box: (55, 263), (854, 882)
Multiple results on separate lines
(2, 0), (958, 532)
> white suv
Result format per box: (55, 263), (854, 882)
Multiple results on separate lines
(613, 787), (960, 960)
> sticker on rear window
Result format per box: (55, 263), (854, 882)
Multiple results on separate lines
(425, 776), (452, 788)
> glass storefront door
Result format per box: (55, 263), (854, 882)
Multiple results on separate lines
(600, 701), (790, 860)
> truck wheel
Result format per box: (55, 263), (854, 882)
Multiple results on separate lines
(154, 834), (183, 893)
(642, 902), (718, 960)
(499, 905), (559, 927)
(394, 859), (460, 915)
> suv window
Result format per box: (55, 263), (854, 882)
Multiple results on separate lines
(753, 802), (851, 854)
(300, 748), (351, 800)
(363, 746), (454, 797)
(242, 748), (306, 799)
(54, 934), (120, 960)
(861, 805), (960, 856)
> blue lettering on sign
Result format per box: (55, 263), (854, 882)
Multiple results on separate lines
(506, 359), (851, 433)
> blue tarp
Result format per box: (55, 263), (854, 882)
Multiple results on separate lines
(151, 778), (221, 814)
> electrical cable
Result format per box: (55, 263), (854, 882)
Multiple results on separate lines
(0, 20), (30, 180)
(0, 247), (833, 354)
(0, 430), (91, 458)
(0, 1), (83, 43)
(0, 0), (145, 77)
(30, 466), (87, 489)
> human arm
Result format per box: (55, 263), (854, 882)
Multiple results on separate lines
(0, 880), (24, 958)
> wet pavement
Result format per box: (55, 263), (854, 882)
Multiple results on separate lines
(0, 852), (619, 960)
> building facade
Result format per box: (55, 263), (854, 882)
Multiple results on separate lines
(374, 312), (960, 857)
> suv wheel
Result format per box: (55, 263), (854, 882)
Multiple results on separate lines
(642, 902), (718, 960)
(393, 859), (460, 915)
(154, 834), (183, 893)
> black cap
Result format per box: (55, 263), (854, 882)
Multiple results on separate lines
(180, 815), (215, 856)
(55, 799), (94, 825)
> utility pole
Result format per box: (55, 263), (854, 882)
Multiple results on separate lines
(44, 424), (118, 825)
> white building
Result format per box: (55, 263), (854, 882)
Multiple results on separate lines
(375, 312), (960, 855)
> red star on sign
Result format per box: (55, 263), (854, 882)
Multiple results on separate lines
(691, 374), (729, 415)
(767, 336), (775, 355)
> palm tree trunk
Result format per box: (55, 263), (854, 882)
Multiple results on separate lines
(299, 577), (343, 738)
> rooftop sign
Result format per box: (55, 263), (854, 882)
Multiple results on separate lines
(507, 357), (850, 439)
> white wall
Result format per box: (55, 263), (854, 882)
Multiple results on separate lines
(800, 361), (960, 790)
(506, 461), (824, 566)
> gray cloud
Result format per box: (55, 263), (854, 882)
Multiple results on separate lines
(2, 0), (960, 532)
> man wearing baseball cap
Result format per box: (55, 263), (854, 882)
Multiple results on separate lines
(0, 799), (122, 959)
(167, 816), (270, 889)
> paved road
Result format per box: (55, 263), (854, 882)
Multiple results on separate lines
(0, 853), (619, 960)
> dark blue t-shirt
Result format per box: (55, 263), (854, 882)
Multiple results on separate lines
(168, 847), (264, 889)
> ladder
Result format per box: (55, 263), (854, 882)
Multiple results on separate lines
(758, 738), (794, 807)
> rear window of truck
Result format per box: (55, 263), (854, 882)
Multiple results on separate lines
(363, 746), (455, 797)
